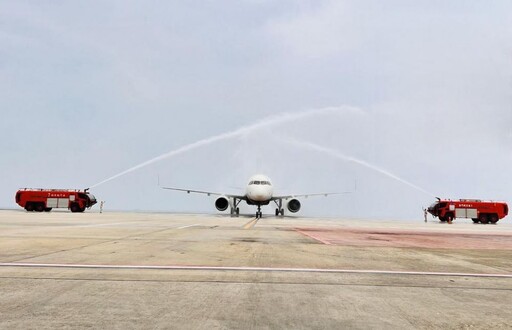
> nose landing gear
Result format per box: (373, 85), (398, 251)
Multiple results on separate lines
(256, 205), (262, 218)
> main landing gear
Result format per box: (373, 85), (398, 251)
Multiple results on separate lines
(230, 198), (242, 217)
(273, 199), (284, 217)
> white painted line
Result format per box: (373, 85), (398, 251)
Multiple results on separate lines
(76, 222), (136, 228)
(177, 224), (200, 229)
(76, 223), (200, 229)
(1, 262), (512, 278)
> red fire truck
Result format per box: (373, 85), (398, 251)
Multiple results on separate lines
(15, 189), (97, 213)
(427, 198), (508, 224)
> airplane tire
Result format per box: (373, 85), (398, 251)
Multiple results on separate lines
(275, 209), (279, 216)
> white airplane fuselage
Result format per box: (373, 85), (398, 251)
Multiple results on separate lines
(162, 173), (316, 218)
(245, 174), (274, 205)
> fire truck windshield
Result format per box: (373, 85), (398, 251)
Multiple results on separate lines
(87, 193), (97, 203)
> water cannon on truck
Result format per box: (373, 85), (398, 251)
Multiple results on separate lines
(427, 198), (508, 224)
(15, 188), (97, 213)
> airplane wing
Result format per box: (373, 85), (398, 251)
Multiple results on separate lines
(161, 186), (246, 200)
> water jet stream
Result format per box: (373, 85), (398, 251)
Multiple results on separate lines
(286, 139), (435, 197)
(90, 106), (364, 188)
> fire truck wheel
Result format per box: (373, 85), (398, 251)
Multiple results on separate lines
(439, 217), (447, 222)
(445, 214), (454, 222)
(479, 214), (489, 224)
(472, 218), (479, 223)
(44, 208), (52, 212)
(35, 203), (45, 212)
(489, 214), (498, 224)
(70, 203), (80, 213)
(25, 203), (34, 212)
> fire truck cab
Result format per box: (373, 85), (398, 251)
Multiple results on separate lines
(428, 198), (508, 224)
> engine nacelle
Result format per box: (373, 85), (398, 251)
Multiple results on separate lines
(215, 196), (231, 212)
(287, 199), (301, 213)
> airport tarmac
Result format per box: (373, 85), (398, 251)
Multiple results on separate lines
(1, 210), (512, 329)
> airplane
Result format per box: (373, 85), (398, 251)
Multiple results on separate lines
(161, 174), (342, 218)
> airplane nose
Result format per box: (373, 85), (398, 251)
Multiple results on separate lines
(247, 186), (272, 202)
(250, 192), (266, 201)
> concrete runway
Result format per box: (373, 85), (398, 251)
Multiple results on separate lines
(1, 210), (512, 329)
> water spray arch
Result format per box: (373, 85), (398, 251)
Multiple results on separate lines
(89, 106), (365, 188)
(283, 139), (434, 197)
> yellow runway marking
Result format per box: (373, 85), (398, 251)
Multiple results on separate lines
(243, 217), (259, 229)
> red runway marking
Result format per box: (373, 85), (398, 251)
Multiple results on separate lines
(295, 227), (512, 249)
(295, 229), (332, 245)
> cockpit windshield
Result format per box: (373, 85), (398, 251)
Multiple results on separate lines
(249, 180), (271, 186)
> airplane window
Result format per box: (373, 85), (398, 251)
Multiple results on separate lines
(249, 181), (254, 185)
(254, 181), (261, 185)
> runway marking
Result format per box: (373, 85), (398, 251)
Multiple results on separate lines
(176, 224), (200, 229)
(1, 262), (512, 278)
(76, 222), (137, 228)
(243, 218), (259, 229)
(76, 223), (200, 229)
(295, 229), (332, 245)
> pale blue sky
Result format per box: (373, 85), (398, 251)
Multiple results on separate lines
(1, 1), (511, 218)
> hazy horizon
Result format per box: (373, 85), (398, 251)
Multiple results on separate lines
(2, 1), (511, 219)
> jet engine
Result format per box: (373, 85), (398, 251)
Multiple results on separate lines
(287, 199), (301, 213)
(215, 196), (231, 212)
